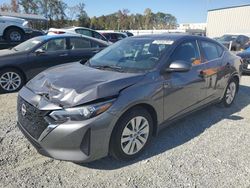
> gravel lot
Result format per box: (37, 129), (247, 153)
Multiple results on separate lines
(1, 76), (250, 188)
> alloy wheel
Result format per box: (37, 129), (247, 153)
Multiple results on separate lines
(121, 116), (150, 155)
(0, 72), (21, 91)
(226, 82), (236, 105)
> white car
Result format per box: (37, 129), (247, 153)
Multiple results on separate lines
(48, 27), (108, 42)
(0, 16), (32, 42)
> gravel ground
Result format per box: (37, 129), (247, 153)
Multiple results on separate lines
(0, 76), (250, 188)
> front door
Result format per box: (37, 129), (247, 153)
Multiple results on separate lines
(163, 40), (207, 121)
(27, 37), (71, 78)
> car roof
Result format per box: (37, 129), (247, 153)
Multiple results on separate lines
(34, 34), (109, 45)
(132, 33), (206, 41)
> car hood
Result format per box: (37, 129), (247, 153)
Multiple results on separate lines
(0, 16), (25, 24)
(26, 62), (144, 108)
(0, 49), (25, 58)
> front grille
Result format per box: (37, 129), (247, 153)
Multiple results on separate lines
(17, 96), (50, 140)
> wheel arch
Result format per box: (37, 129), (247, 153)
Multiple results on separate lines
(3, 26), (25, 39)
(0, 66), (27, 83)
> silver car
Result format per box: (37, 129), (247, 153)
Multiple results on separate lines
(17, 34), (242, 162)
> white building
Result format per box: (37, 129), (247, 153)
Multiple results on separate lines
(207, 4), (250, 38)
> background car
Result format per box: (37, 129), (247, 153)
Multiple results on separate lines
(237, 49), (250, 74)
(0, 15), (33, 42)
(0, 34), (108, 93)
(216, 34), (249, 51)
(48, 27), (108, 42)
(102, 32), (127, 43)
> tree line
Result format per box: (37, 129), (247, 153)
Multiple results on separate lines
(0, 0), (177, 30)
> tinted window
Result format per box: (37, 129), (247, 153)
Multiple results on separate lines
(40, 38), (67, 52)
(170, 41), (201, 65)
(70, 38), (91, 49)
(93, 32), (106, 41)
(117, 33), (126, 40)
(201, 41), (222, 61)
(75, 29), (92, 37)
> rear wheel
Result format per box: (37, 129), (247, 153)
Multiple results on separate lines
(221, 78), (238, 107)
(110, 107), (153, 161)
(0, 69), (25, 93)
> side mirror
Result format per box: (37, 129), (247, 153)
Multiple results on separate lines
(164, 60), (191, 73)
(35, 49), (45, 55)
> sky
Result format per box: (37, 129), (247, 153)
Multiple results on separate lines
(1, 0), (250, 23)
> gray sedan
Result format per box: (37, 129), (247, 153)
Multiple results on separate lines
(17, 34), (242, 162)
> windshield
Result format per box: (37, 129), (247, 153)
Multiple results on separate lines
(89, 38), (173, 72)
(219, 35), (237, 42)
(14, 37), (43, 51)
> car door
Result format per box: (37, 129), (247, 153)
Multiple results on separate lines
(26, 37), (71, 78)
(69, 37), (102, 63)
(163, 40), (207, 120)
(199, 40), (227, 101)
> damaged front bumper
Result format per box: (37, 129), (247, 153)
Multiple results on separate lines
(17, 87), (118, 162)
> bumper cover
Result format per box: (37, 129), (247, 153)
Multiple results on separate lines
(17, 87), (118, 163)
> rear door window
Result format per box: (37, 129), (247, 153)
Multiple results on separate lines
(170, 41), (201, 65)
(70, 38), (91, 49)
(200, 41), (223, 61)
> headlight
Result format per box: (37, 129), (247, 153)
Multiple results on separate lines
(49, 99), (114, 122)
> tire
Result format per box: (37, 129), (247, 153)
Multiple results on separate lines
(4, 28), (24, 42)
(221, 78), (238, 107)
(0, 68), (25, 93)
(110, 107), (153, 161)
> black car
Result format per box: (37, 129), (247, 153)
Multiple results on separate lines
(237, 49), (250, 74)
(0, 34), (108, 93)
(216, 34), (249, 51)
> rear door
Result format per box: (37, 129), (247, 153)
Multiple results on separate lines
(69, 37), (104, 63)
(163, 40), (207, 120)
(199, 40), (226, 101)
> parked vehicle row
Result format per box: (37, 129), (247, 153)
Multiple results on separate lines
(0, 34), (108, 92)
(48, 27), (108, 42)
(16, 34), (242, 163)
(237, 47), (250, 74)
(215, 34), (250, 51)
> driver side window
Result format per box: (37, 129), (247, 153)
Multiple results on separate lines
(39, 38), (67, 52)
(170, 41), (201, 65)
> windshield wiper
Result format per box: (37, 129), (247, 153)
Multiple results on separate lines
(92, 65), (125, 72)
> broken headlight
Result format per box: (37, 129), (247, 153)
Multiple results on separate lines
(49, 99), (114, 122)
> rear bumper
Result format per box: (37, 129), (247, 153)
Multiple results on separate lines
(17, 109), (117, 163)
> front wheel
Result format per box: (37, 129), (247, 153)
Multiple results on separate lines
(221, 79), (238, 107)
(0, 69), (25, 93)
(5, 28), (24, 42)
(110, 107), (153, 161)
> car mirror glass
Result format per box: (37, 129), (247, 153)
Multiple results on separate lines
(35, 49), (45, 55)
(164, 60), (191, 73)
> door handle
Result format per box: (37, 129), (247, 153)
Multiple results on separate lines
(93, 50), (100, 53)
(59, 53), (68, 57)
